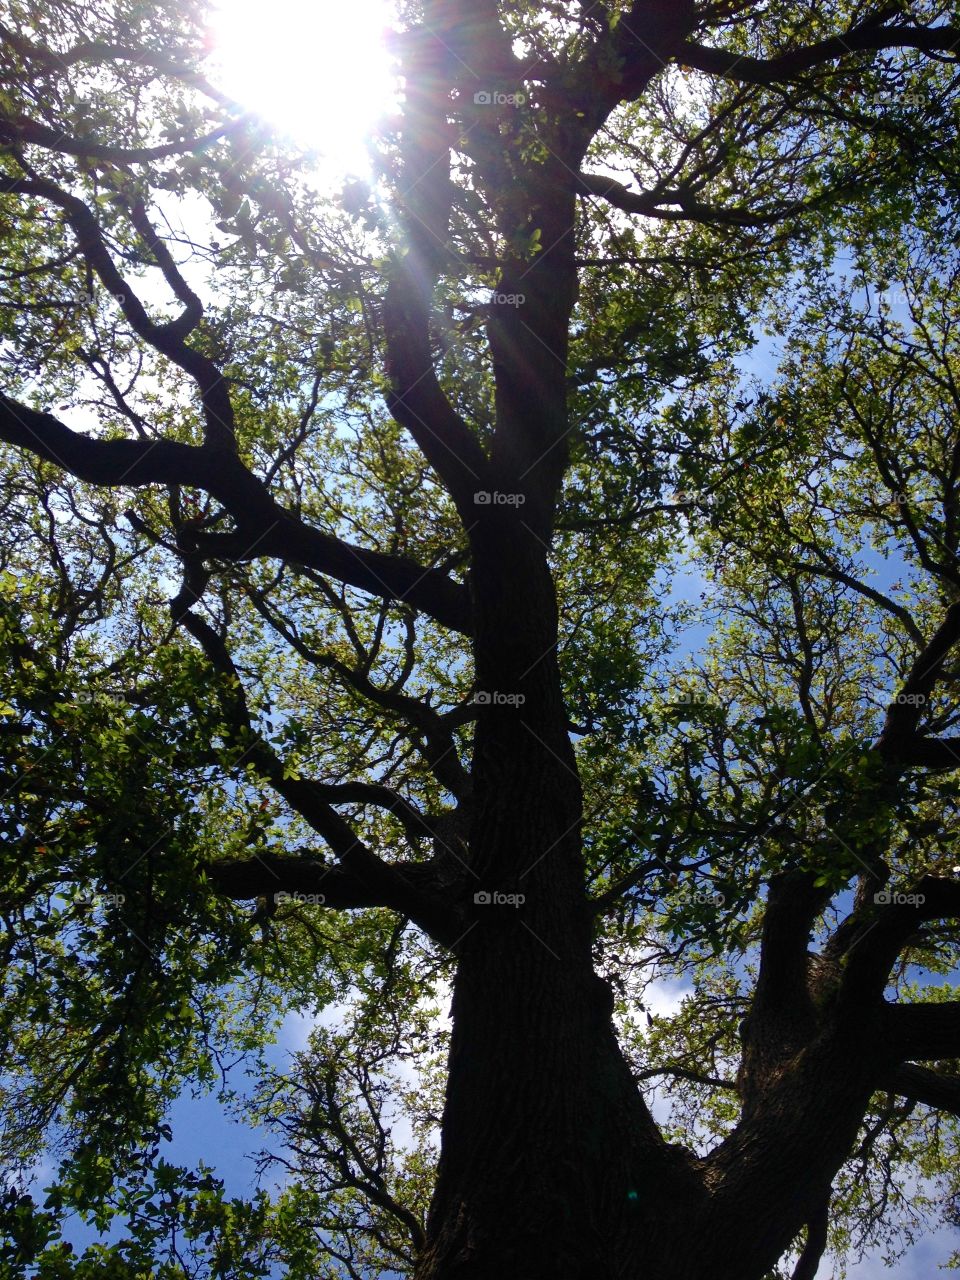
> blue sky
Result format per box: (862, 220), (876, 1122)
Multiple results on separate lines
(849, 1233), (956, 1279)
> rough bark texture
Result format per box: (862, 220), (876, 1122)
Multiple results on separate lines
(416, 529), (702, 1280)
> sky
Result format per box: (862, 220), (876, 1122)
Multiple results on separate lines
(207, 0), (397, 177)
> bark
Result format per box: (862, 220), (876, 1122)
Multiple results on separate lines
(412, 611), (903, 1279)
(415, 527), (703, 1280)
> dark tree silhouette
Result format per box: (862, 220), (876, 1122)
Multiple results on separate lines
(2, 3), (960, 1278)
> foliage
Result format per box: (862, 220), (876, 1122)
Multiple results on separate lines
(3, 0), (960, 1276)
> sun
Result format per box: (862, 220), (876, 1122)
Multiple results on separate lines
(208, 0), (398, 174)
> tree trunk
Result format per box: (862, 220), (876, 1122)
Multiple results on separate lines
(415, 530), (704, 1279)
(410, 155), (878, 1277)
(413, 529), (884, 1279)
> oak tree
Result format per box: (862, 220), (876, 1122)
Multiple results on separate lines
(2, 2), (960, 1278)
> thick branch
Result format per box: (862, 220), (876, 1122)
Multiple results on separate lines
(888, 736), (960, 769)
(876, 600), (960, 767)
(576, 171), (836, 227)
(381, 1), (491, 515)
(791, 1195), (829, 1280)
(174, 602), (463, 945)
(567, 1), (697, 123)
(126, 198), (204, 339)
(0, 111), (246, 164)
(207, 850), (459, 945)
(737, 871), (830, 1106)
(881, 1001), (960, 1062)
(883, 1062), (960, 1115)
(680, 20), (960, 87)
(283, 780), (442, 845)
(792, 558), (925, 647)
(0, 394), (472, 633)
(2, 175), (235, 451)
(829, 876), (960, 1005)
(208, 852), (389, 908)
(752, 872), (827, 1024)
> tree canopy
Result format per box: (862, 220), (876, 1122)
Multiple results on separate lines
(2, 2), (960, 1277)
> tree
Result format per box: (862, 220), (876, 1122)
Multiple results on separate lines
(1, 0), (960, 1276)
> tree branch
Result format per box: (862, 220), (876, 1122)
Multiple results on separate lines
(576, 170), (838, 227)
(242, 582), (472, 799)
(2, 174), (236, 451)
(737, 871), (829, 1105)
(381, 1), (491, 516)
(680, 20), (960, 87)
(881, 1001), (960, 1063)
(0, 24), (231, 103)
(171, 593), (463, 945)
(0, 394), (471, 631)
(882, 1062), (960, 1116)
(791, 558), (925, 647)
(876, 601), (960, 767)
(207, 849), (457, 945)
(635, 1064), (736, 1091)
(791, 1193), (830, 1280)
(0, 111), (247, 165)
(567, 1), (697, 124)
(829, 875), (960, 1006)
